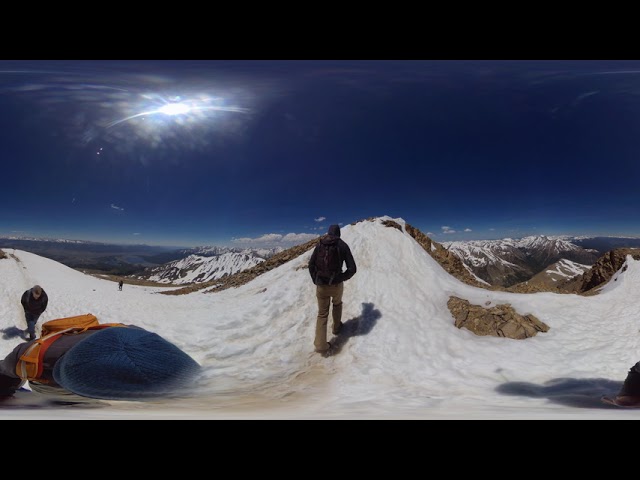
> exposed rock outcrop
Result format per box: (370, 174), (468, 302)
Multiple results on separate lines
(447, 296), (549, 339)
(507, 259), (592, 294)
(579, 248), (640, 293)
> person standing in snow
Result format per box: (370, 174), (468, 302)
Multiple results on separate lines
(308, 224), (357, 354)
(20, 285), (48, 341)
(118, 280), (123, 291)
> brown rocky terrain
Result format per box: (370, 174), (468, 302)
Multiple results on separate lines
(506, 259), (591, 294)
(403, 222), (490, 289)
(578, 248), (640, 294)
(448, 296), (550, 339)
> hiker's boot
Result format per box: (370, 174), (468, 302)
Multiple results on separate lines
(616, 364), (640, 404)
(315, 342), (332, 356)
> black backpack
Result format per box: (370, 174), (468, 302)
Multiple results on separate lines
(315, 238), (342, 282)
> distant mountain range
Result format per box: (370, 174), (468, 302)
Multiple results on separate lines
(441, 235), (640, 288)
(441, 236), (600, 287)
(0, 236), (180, 274)
(0, 235), (284, 282)
(133, 247), (283, 285)
(3, 232), (640, 290)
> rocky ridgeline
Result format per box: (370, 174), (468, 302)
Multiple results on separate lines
(579, 248), (640, 293)
(402, 222), (490, 289)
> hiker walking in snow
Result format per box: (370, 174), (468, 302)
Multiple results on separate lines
(308, 224), (357, 354)
(20, 285), (48, 341)
(118, 280), (123, 291)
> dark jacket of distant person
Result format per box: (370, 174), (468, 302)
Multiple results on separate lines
(21, 286), (48, 315)
(308, 224), (357, 285)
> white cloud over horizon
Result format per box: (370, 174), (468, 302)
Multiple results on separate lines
(231, 232), (318, 247)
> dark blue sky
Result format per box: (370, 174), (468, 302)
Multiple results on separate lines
(1, 60), (640, 247)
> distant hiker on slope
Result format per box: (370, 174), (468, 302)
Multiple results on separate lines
(308, 224), (357, 354)
(0, 323), (201, 403)
(20, 285), (48, 341)
(118, 280), (123, 291)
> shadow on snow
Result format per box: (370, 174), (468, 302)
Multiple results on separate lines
(324, 302), (381, 357)
(496, 377), (623, 409)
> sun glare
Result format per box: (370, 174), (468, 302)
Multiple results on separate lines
(158, 103), (191, 116)
(104, 93), (249, 130)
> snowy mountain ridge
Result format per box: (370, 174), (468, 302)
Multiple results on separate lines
(442, 235), (600, 287)
(136, 246), (286, 285)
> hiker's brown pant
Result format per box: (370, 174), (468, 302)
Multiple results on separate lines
(314, 282), (343, 352)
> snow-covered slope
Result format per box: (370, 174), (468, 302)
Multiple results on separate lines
(0, 217), (637, 419)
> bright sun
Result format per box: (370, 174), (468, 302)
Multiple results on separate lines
(105, 94), (248, 130)
(158, 103), (191, 116)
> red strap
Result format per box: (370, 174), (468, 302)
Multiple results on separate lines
(34, 333), (66, 379)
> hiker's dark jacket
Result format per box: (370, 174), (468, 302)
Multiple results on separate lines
(21, 289), (48, 315)
(309, 234), (357, 286)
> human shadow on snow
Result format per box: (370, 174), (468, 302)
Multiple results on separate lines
(323, 302), (381, 357)
(0, 326), (27, 340)
(496, 377), (624, 409)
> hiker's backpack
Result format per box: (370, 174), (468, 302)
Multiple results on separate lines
(315, 238), (342, 283)
(16, 313), (127, 385)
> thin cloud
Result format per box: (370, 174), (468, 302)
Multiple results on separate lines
(231, 232), (318, 248)
(234, 233), (282, 243)
(442, 226), (456, 234)
(587, 70), (640, 76)
(282, 233), (317, 243)
(464, 228), (472, 232)
(110, 204), (124, 211)
(572, 91), (599, 106)
(314, 217), (326, 222)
